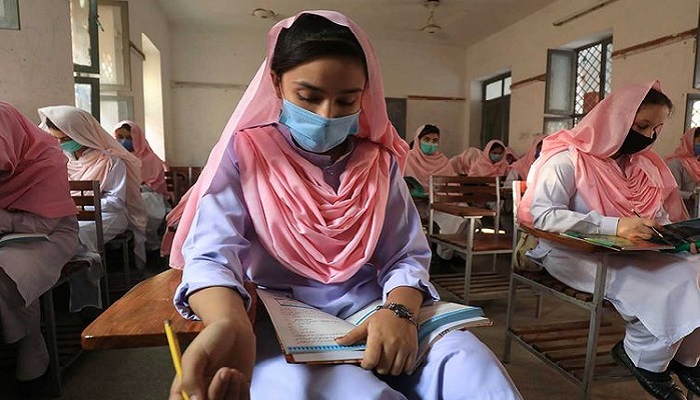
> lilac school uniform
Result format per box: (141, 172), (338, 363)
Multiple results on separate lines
(175, 124), (522, 400)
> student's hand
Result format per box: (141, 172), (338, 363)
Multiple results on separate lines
(616, 217), (657, 240)
(168, 319), (255, 400)
(335, 308), (419, 376)
(690, 242), (698, 254)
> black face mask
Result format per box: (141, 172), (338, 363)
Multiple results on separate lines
(617, 129), (656, 155)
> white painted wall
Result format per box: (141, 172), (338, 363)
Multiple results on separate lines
(168, 24), (467, 165)
(0, 0), (73, 122)
(463, 0), (700, 157)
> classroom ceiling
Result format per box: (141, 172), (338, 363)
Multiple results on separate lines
(156, 0), (559, 48)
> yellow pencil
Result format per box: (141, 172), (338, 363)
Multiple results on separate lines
(164, 319), (191, 400)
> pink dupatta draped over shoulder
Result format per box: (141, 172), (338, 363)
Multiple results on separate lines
(510, 135), (545, 180)
(449, 147), (482, 175)
(518, 81), (688, 226)
(0, 102), (76, 218)
(166, 11), (409, 283)
(114, 120), (169, 196)
(38, 106), (147, 232)
(667, 127), (700, 184)
(404, 125), (456, 189)
(467, 139), (510, 177)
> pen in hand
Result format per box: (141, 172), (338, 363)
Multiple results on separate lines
(631, 209), (666, 240)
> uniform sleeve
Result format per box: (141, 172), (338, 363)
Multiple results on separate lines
(530, 152), (619, 235)
(174, 142), (252, 320)
(100, 157), (128, 214)
(666, 158), (694, 199)
(374, 160), (440, 303)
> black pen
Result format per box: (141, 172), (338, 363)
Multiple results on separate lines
(631, 209), (665, 240)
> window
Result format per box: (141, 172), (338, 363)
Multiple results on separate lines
(686, 94), (700, 130)
(98, 0), (131, 91)
(544, 38), (612, 133)
(694, 22), (700, 89)
(481, 73), (511, 146)
(100, 95), (134, 131)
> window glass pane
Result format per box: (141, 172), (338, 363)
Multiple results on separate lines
(485, 80), (502, 101)
(98, 3), (129, 88)
(503, 76), (512, 95)
(70, 0), (93, 67)
(576, 44), (603, 115)
(604, 42), (613, 96)
(544, 118), (573, 134)
(691, 100), (700, 129)
(75, 83), (93, 114)
(546, 50), (575, 115)
(100, 96), (134, 131)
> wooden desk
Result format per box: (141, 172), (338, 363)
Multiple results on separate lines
(81, 269), (201, 350)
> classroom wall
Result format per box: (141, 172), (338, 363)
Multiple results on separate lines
(0, 0), (74, 121)
(168, 24), (467, 165)
(463, 0), (700, 157)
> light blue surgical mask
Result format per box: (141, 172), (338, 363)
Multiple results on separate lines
(694, 143), (700, 157)
(60, 139), (82, 153)
(279, 99), (359, 153)
(118, 138), (134, 152)
(420, 142), (438, 155)
(489, 153), (503, 163)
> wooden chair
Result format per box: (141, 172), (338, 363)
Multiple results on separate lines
(105, 230), (135, 291)
(82, 269), (257, 350)
(503, 180), (631, 400)
(41, 180), (110, 396)
(427, 175), (514, 302)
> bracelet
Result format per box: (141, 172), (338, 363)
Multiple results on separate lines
(374, 303), (419, 329)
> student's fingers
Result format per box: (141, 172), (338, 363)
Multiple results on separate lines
(335, 324), (367, 346)
(173, 347), (209, 400)
(690, 242), (698, 254)
(402, 351), (417, 375)
(208, 368), (250, 400)
(360, 331), (381, 370)
(390, 350), (410, 376)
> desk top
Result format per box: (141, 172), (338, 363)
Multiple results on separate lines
(81, 269), (202, 350)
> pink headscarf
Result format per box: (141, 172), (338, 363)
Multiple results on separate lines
(666, 127), (700, 183)
(114, 120), (169, 196)
(404, 125), (456, 189)
(0, 102), (76, 219)
(38, 106), (148, 232)
(166, 11), (409, 282)
(518, 81), (688, 226)
(467, 139), (511, 177)
(510, 135), (545, 180)
(449, 147), (482, 175)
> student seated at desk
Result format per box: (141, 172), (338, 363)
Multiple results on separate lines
(39, 106), (148, 268)
(167, 11), (522, 400)
(666, 127), (700, 216)
(0, 103), (79, 382)
(467, 139), (511, 177)
(519, 81), (700, 400)
(449, 146), (481, 175)
(114, 120), (170, 252)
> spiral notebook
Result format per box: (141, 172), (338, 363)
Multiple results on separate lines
(256, 288), (491, 372)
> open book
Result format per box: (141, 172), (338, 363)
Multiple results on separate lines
(561, 218), (700, 252)
(256, 289), (491, 373)
(0, 233), (49, 248)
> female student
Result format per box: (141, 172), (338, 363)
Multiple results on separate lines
(450, 147), (481, 175)
(666, 127), (700, 216)
(0, 103), (79, 382)
(404, 124), (456, 191)
(114, 120), (170, 251)
(39, 106), (148, 267)
(168, 11), (522, 400)
(467, 139), (511, 177)
(504, 135), (545, 188)
(519, 82), (699, 400)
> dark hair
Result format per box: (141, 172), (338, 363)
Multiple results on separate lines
(694, 127), (700, 138)
(271, 14), (367, 77)
(418, 124), (440, 139)
(639, 88), (673, 111)
(45, 118), (60, 131)
(119, 123), (131, 131)
(490, 143), (505, 152)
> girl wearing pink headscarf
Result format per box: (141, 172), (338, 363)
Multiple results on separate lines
(404, 124), (456, 191)
(114, 121), (170, 251)
(666, 127), (700, 215)
(450, 147), (482, 175)
(518, 82), (699, 400)
(168, 11), (521, 400)
(467, 139), (511, 177)
(38, 106), (148, 267)
(0, 103), (79, 382)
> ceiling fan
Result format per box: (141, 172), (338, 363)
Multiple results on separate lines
(420, 0), (443, 34)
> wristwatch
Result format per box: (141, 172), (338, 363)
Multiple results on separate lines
(375, 303), (419, 329)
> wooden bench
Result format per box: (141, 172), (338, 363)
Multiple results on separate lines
(81, 269), (257, 350)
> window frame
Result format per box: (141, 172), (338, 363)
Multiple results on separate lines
(98, 0), (132, 91)
(685, 93), (700, 130)
(72, 0), (100, 74)
(75, 76), (101, 121)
